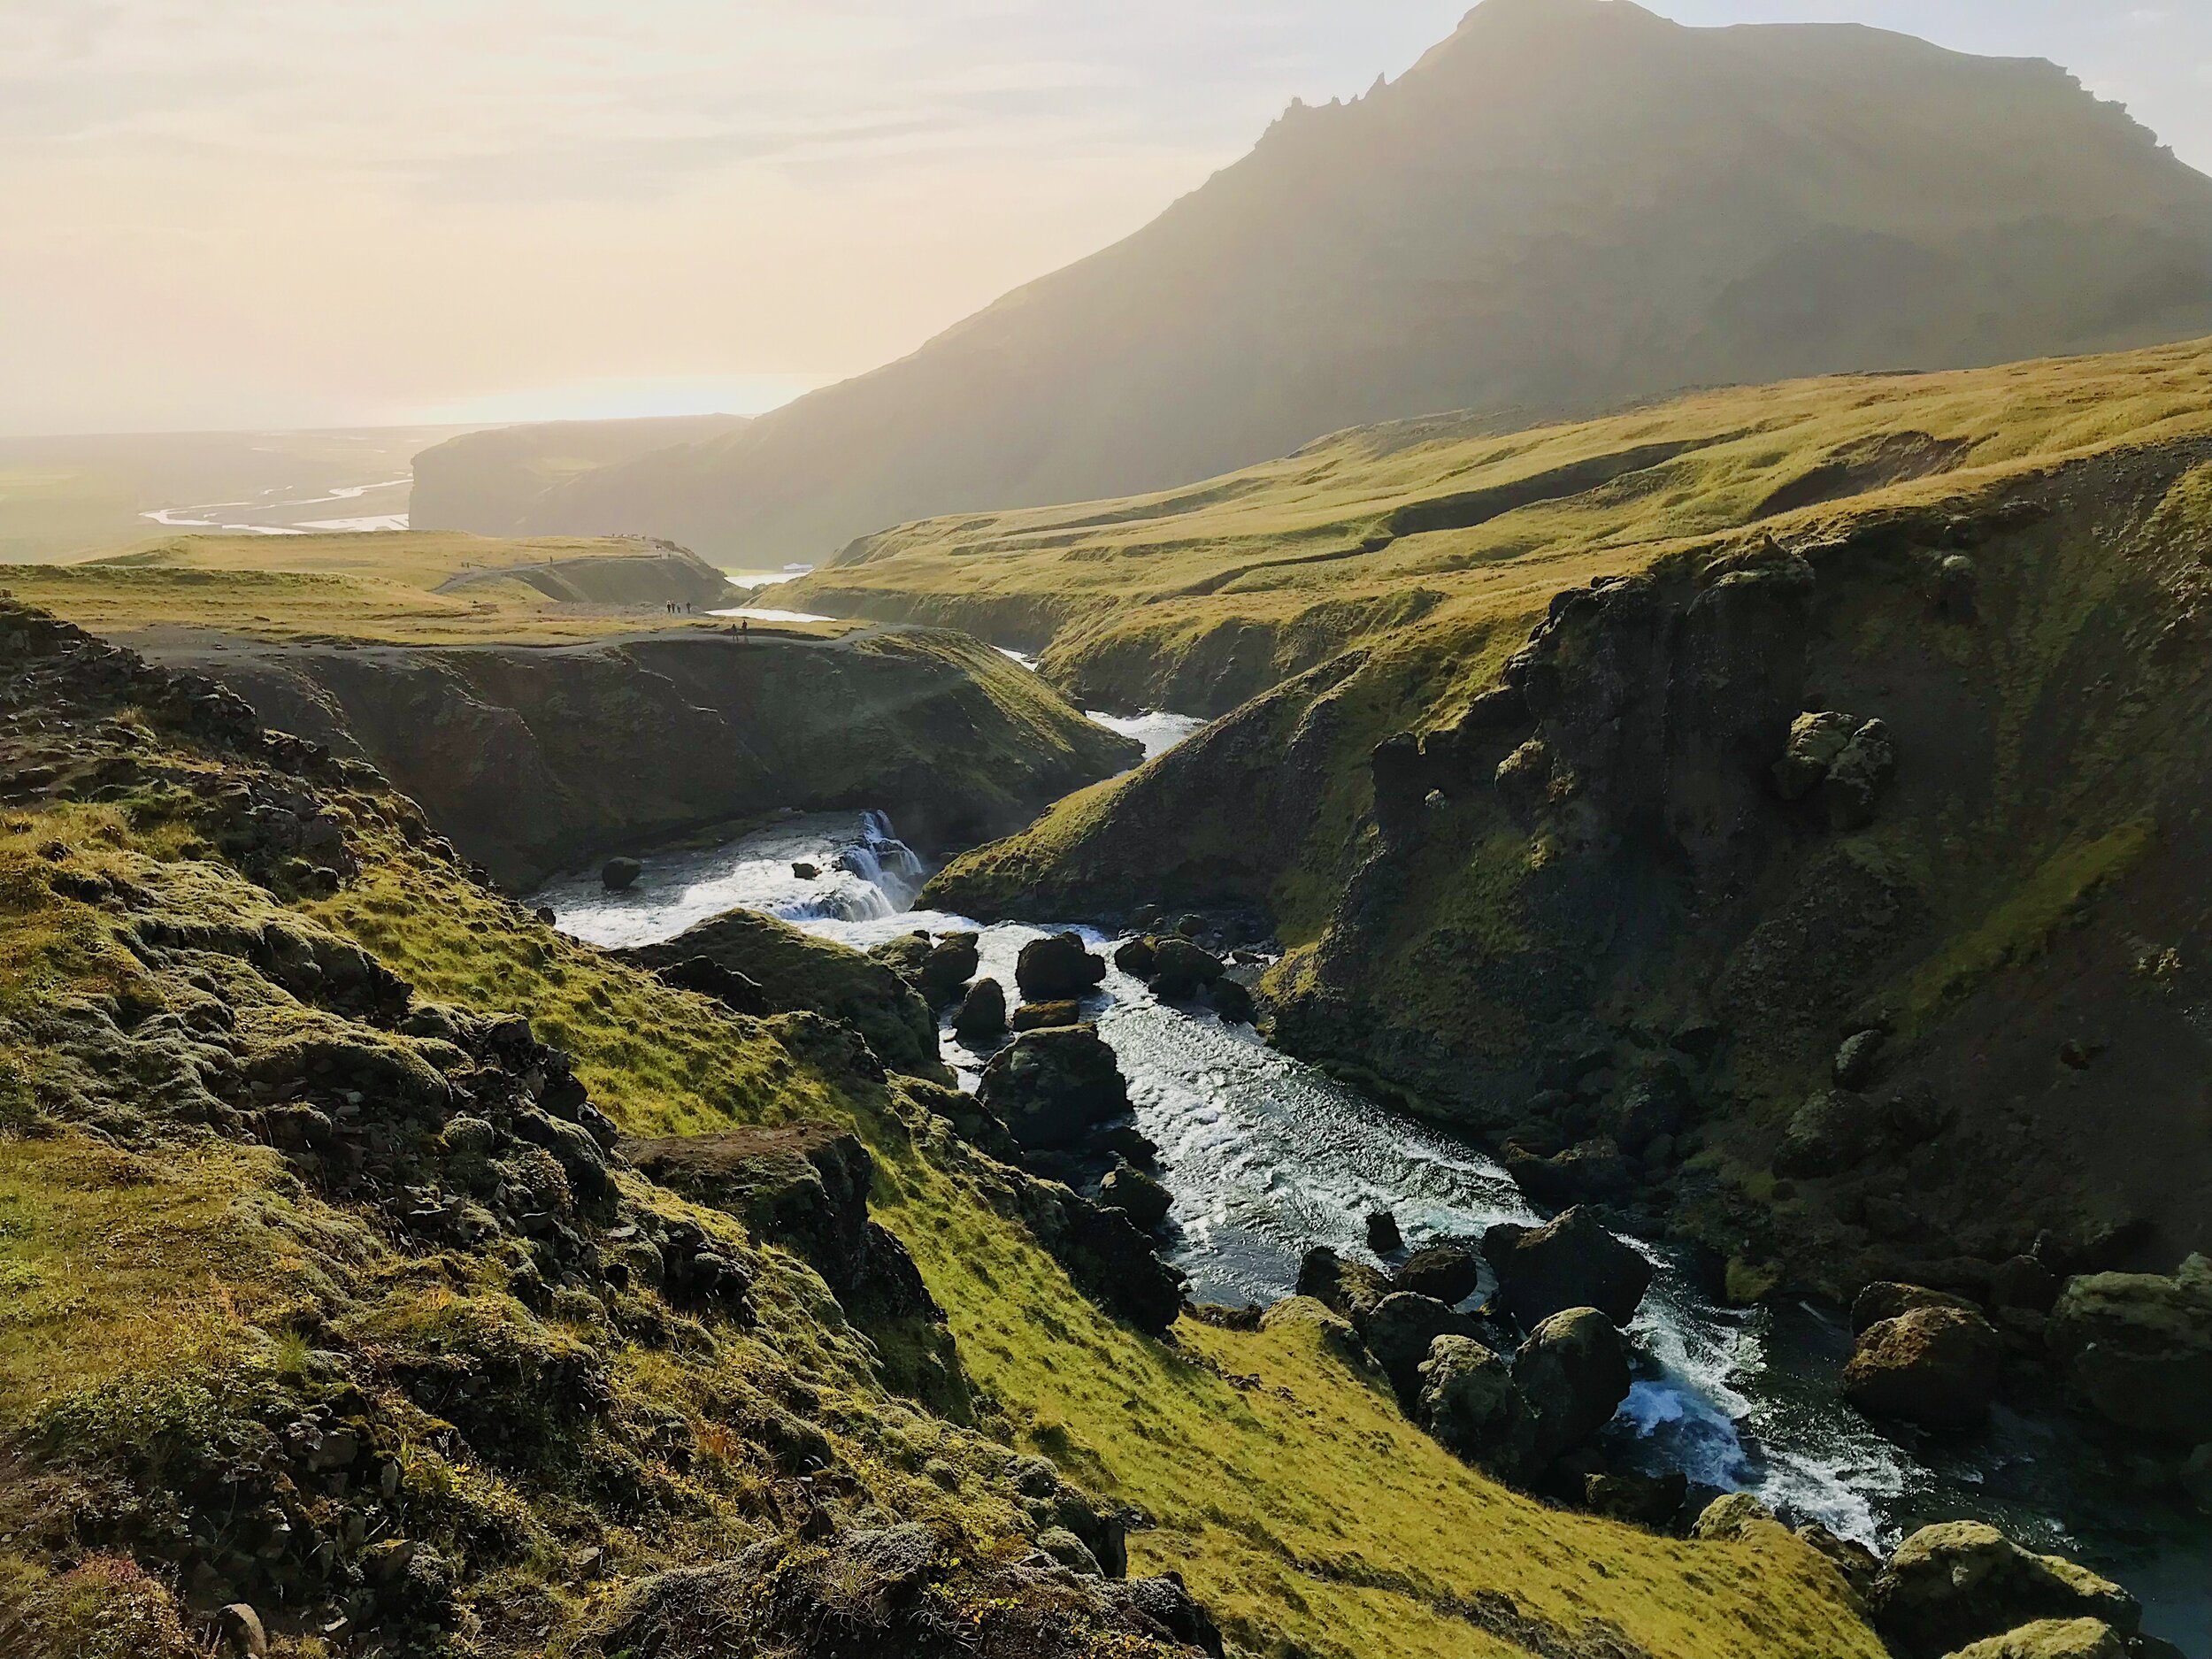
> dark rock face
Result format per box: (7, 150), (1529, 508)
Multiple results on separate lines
(651, 954), (770, 1016)
(1870, 1522), (2140, 1659)
(1360, 1293), (1479, 1399)
(1512, 1309), (1632, 1462)
(1775, 1089), (1885, 1179)
(1098, 1163), (1173, 1231)
(1394, 1243), (1479, 1306)
(2045, 1253), (2212, 1439)
(1582, 1471), (1689, 1531)
(978, 1026), (1132, 1151)
(1016, 933), (1108, 1002)
(1417, 1337), (1536, 1483)
(623, 1125), (938, 1324)
(1503, 1139), (1637, 1208)
(1006, 1182), (1185, 1336)
(1842, 1304), (2003, 1429)
(952, 978), (1009, 1047)
(1148, 937), (1225, 1000)
(1483, 1208), (1652, 1327)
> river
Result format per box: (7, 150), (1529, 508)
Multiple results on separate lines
(534, 762), (2208, 1655)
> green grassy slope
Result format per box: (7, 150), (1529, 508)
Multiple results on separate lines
(0, 605), (1877, 1656)
(925, 337), (2212, 1288)
(458, 0), (2212, 564)
(3, 531), (747, 646)
(790, 337), (2212, 714)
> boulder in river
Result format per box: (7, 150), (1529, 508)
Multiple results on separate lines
(1148, 936), (1225, 1000)
(1360, 1292), (1479, 1398)
(601, 856), (643, 891)
(952, 978), (1009, 1047)
(792, 862), (820, 879)
(1365, 1210), (1404, 1256)
(1016, 931), (1108, 1002)
(1417, 1336), (1537, 1483)
(977, 1025), (1131, 1151)
(2044, 1252), (2212, 1440)
(1513, 1307), (1632, 1462)
(1112, 936), (1157, 979)
(1394, 1243), (1479, 1306)
(1842, 1303), (2003, 1429)
(1503, 1138), (1637, 1207)
(1484, 1207), (1652, 1327)
(919, 933), (980, 1008)
(1870, 1523), (2139, 1659)
(1013, 1000), (1087, 1032)
(1210, 978), (1256, 1025)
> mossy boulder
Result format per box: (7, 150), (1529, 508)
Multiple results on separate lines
(1417, 1337), (1537, 1484)
(1394, 1243), (1480, 1306)
(1843, 1305), (2003, 1429)
(1947, 1621), (2130, 1659)
(1359, 1293), (1479, 1399)
(1852, 1282), (1981, 1336)
(1513, 1308), (1632, 1462)
(2044, 1254), (2212, 1440)
(621, 907), (945, 1079)
(1870, 1523), (2139, 1659)
(977, 1025), (1132, 1152)
(951, 977), (1009, 1047)
(1296, 1247), (1393, 1323)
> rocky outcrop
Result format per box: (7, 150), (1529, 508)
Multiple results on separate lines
(621, 908), (946, 1081)
(1842, 1304), (2003, 1429)
(1512, 1309), (1632, 1463)
(136, 626), (1141, 890)
(2044, 1254), (2212, 1440)
(1417, 1338), (1537, 1483)
(977, 1026), (1133, 1152)
(1484, 1208), (1653, 1327)
(623, 1125), (937, 1324)
(1869, 1523), (2139, 1659)
(1773, 711), (1896, 831)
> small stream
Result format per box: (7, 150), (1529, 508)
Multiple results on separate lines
(534, 754), (2208, 1654)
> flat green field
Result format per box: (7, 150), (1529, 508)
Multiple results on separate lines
(0, 531), (817, 646)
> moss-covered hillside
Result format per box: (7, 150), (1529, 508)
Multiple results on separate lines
(924, 340), (2212, 1292)
(0, 605), (1878, 1656)
(787, 339), (2212, 714)
(4, 530), (745, 646)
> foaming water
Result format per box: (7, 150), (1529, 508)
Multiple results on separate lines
(538, 810), (927, 949)
(1087, 710), (1205, 762)
(541, 812), (2210, 1654)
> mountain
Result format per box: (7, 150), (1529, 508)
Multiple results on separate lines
(418, 0), (2212, 564)
(407, 412), (749, 537)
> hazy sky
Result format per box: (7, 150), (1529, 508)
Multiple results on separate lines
(5, 0), (2209, 437)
